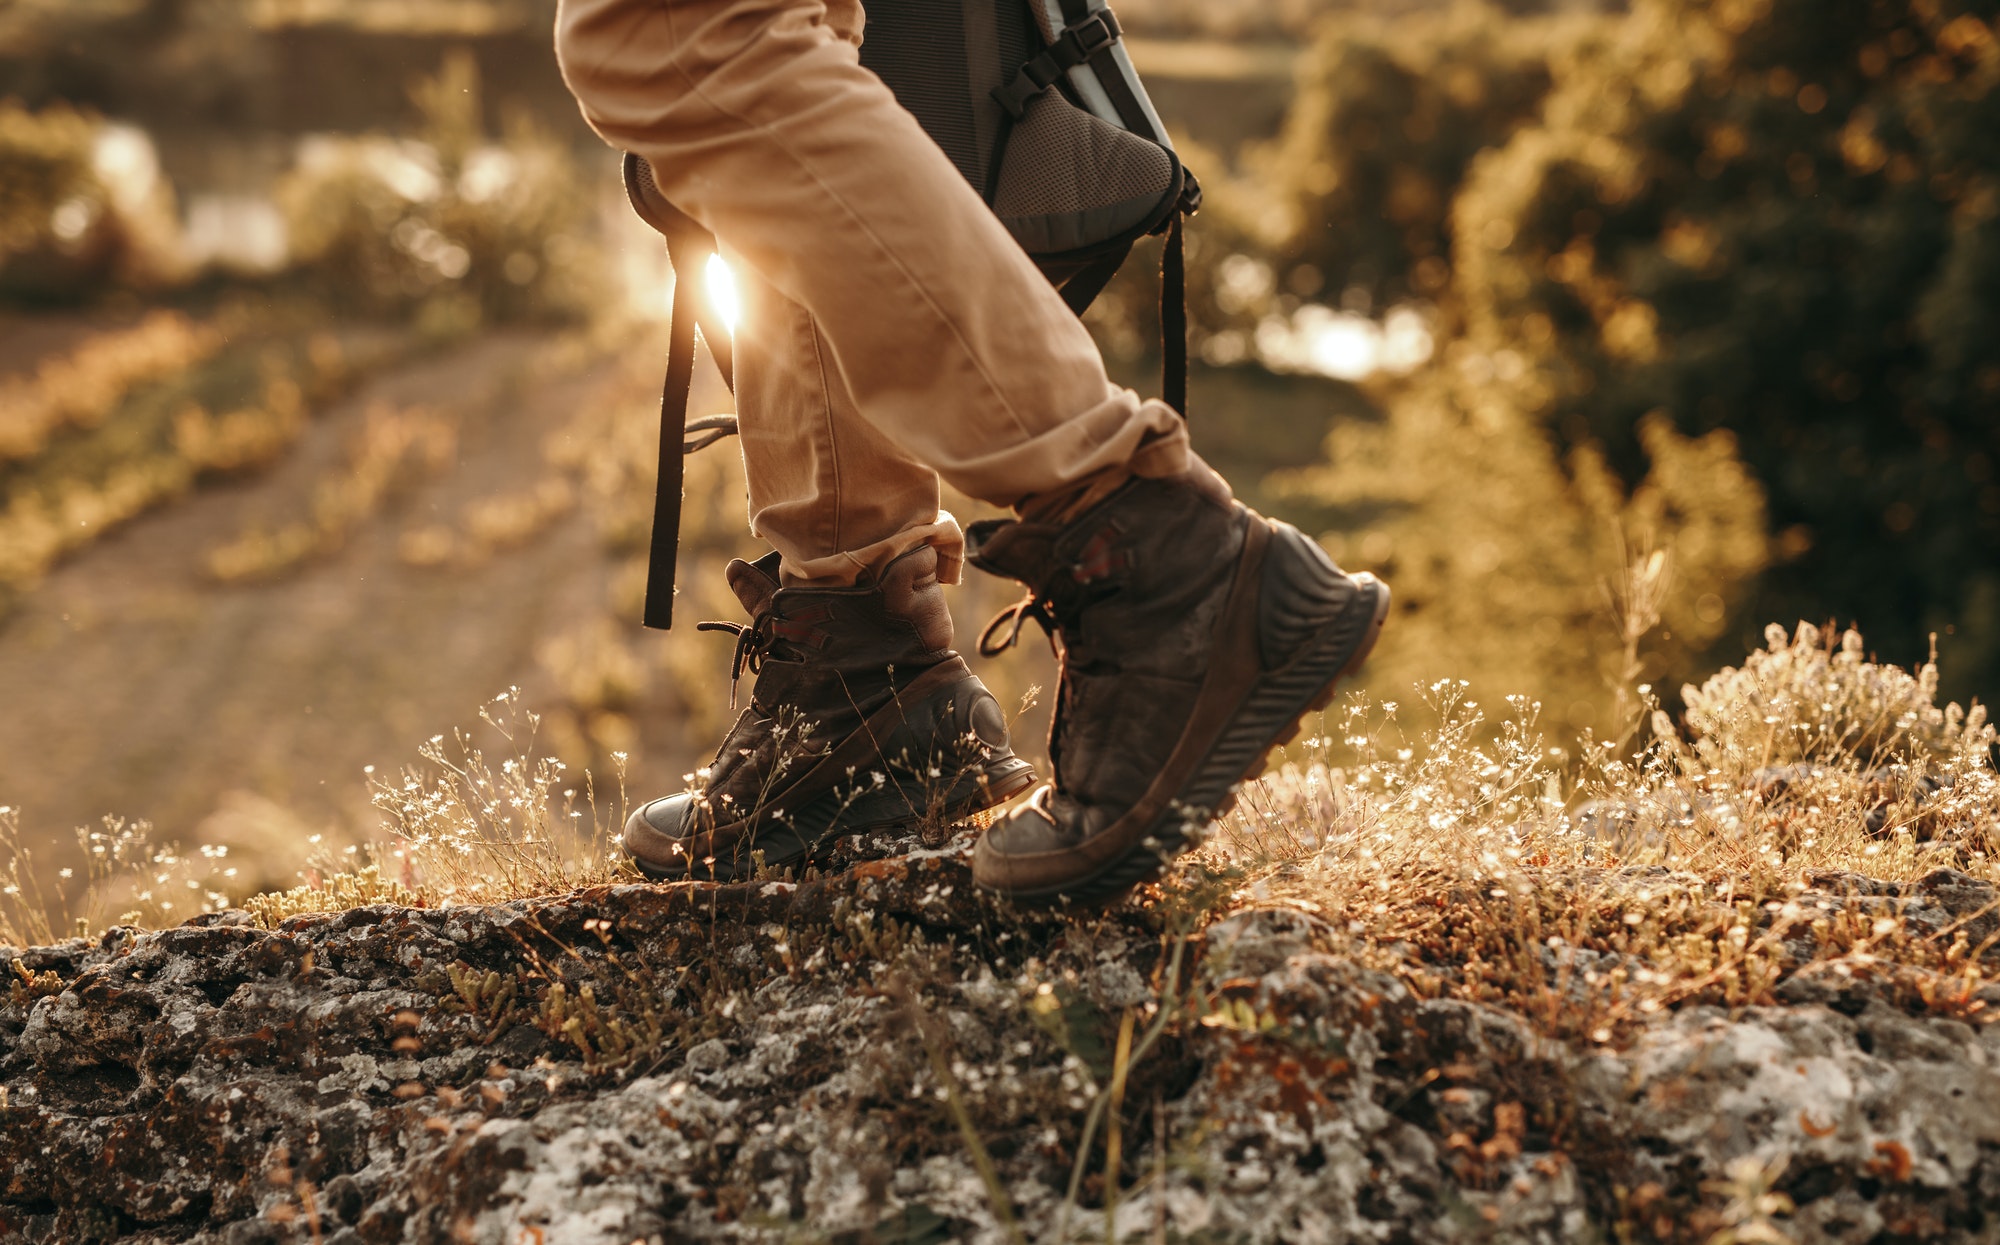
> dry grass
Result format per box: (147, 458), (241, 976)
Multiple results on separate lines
(7, 546), (1994, 1073)
(0, 312), (222, 462)
(359, 691), (630, 905)
(0, 806), (237, 946)
(230, 692), (631, 928)
(1191, 620), (1999, 1047)
(0, 308), (374, 603)
(0, 689), (630, 944)
(205, 400), (456, 582)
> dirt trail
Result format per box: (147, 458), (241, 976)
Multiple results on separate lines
(0, 316), (1339, 897)
(0, 329), (680, 883)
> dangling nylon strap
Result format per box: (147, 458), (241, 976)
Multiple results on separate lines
(625, 154), (739, 631)
(1058, 243), (1132, 317)
(645, 263), (700, 630)
(1057, 216), (1187, 420)
(1161, 212), (1187, 418)
(642, 243), (737, 631)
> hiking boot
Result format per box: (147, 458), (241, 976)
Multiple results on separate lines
(966, 468), (1389, 902)
(623, 545), (1036, 881)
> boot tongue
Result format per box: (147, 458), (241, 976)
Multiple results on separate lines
(724, 552), (783, 618)
(965, 518), (1061, 584)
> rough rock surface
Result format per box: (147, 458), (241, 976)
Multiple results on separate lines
(4, 852), (1999, 1243)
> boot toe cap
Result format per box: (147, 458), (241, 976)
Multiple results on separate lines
(972, 790), (1119, 894)
(623, 794), (703, 876)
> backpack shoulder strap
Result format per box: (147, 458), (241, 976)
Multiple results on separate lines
(645, 259), (701, 630)
(1160, 211), (1186, 418)
(621, 153), (739, 630)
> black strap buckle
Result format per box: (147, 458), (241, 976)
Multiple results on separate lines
(991, 7), (1126, 118)
(1059, 10), (1120, 60)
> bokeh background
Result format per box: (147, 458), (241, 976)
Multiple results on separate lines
(3, 0), (1996, 905)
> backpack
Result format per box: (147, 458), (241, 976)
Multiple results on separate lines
(622, 0), (1197, 628)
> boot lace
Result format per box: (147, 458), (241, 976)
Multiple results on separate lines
(697, 617), (776, 706)
(977, 521), (1132, 658)
(977, 593), (1060, 658)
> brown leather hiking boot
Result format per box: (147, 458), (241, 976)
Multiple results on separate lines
(966, 469), (1389, 902)
(623, 545), (1036, 881)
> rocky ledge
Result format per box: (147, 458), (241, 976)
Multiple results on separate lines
(4, 850), (2000, 1244)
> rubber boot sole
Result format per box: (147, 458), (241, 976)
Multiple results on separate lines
(982, 566), (1390, 905)
(631, 752), (1035, 883)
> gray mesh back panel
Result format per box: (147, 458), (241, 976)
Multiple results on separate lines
(856, 1), (983, 188)
(993, 93), (1171, 217)
(855, 0), (1181, 262)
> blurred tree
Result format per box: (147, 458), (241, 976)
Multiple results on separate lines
(1267, 0), (1999, 713)
(1252, 5), (1577, 312)
(1444, 0), (2000, 697)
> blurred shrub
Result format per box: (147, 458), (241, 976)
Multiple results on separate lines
(0, 99), (181, 301)
(205, 402), (455, 583)
(0, 313), (362, 602)
(1283, 377), (1769, 733)
(277, 50), (601, 324)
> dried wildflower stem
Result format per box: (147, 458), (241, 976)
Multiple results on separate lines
(906, 992), (1024, 1245)
(1102, 1007), (1136, 1244)
(1604, 539), (1671, 753)
(1057, 937), (1187, 1244)
(0, 808), (60, 948)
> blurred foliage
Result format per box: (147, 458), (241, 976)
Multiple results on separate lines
(0, 311), (222, 462)
(277, 50), (602, 325)
(1249, 0), (2000, 716)
(1108, 0), (1611, 41)
(1283, 387), (1769, 732)
(0, 100), (95, 257)
(1245, 4), (1576, 312)
(205, 401), (457, 583)
(0, 99), (180, 301)
(0, 307), (383, 607)
(1442, 0), (2000, 698)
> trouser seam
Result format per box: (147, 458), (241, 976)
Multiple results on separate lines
(806, 313), (844, 563)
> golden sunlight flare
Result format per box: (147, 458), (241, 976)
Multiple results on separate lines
(704, 251), (740, 335)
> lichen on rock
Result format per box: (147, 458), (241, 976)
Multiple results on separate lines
(4, 844), (2000, 1243)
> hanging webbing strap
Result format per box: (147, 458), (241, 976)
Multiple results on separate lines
(645, 266), (699, 629)
(1161, 212), (1186, 417)
(1057, 243), (1132, 317)
(623, 153), (738, 630)
(1056, 215), (1188, 420)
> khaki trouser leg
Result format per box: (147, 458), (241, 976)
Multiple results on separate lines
(731, 257), (964, 585)
(556, 0), (1192, 584)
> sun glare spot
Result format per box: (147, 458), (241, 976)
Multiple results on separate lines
(705, 252), (741, 334)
